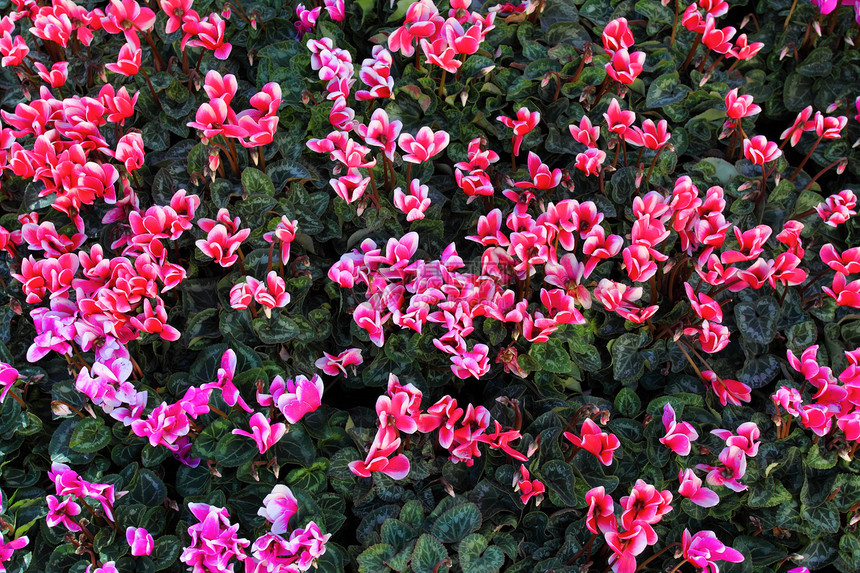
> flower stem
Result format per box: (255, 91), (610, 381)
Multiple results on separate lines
(783, 0), (799, 30)
(788, 135), (823, 182)
(680, 34), (703, 72)
(438, 69), (447, 98)
(670, 0), (681, 46)
(668, 559), (688, 573)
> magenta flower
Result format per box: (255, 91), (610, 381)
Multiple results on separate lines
(678, 469), (720, 508)
(743, 135), (781, 165)
(0, 363), (20, 404)
(702, 370), (751, 407)
(497, 107), (540, 156)
(564, 418), (620, 466)
(181, 503), (249, 572)
(585, 486), (617, 534)
(232, 412), (287, 454)
(315, 348), (363, 377)
(659, 403), (699, 456)
(697, 445), (748, 492)
(393, 179), (431, 222)
(258, 484), (298, 535)
(681, 529), (744, 573)
(263, 216), (298, 265)
(276, 374), (324, 424)
(46, 495), (82, 531)
(202, 349), (253, 413)
(126, 526), (154, 556)
(0, 534), (28, 573)
(711, 422), (760, 457)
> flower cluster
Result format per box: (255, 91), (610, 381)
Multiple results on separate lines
(349, 374), (528, 479)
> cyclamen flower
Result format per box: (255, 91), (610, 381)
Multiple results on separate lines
(564, 418), (619, 466)
(0, 363), (20, 404)
(0, 534), (28, 573)
(46, 495), (82, 531)
(743, 135), (781, 165)
(232, 412), (287, 454)
(450, 344), (490, 379)
(681, 530), (744, 573)
(585, 486), (617, 534)
(816, 190), (857, 227)
(315, 348), (363, 377)
(263, 217), (298, 264)
(105, 42), (141, 76)
(660, 403), (699, 456)
(393, 180), (431, 221)
(497, 107), (540, 156)
(258, 484), (298, 535)
(678, 469), (720, 508)
(605, 48), (645, 85)
(275, 374), (324, 424)
(398, 127), (449, 163)
(202, 349), (253, 412)
(126, 527), (154, 556)
(514, 465), (545, 505)
(702, 370), (751, 407)
(356, 108), (402, 160)
(181, 504), (249, 572)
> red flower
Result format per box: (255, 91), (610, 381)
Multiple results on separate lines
(564, 418), (620, 466)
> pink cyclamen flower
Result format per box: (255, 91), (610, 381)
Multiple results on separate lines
(564, 418), (620, 466)
(701, 370), (751, 407)
(0, 363), (20, 403)
(816, 190), (857, 227)
(185, 13), (232, 59)
(602, 17), (634, 54)
(126, 527), (154, 556)
(743, 135), (781, 165)
(263, 216), (298, 265)
(33, 61), (68, 88)
(86, 563), (118, 573)
(276, 374), (324, 424)
(258, 484), (298, 535)
(585, 486), (617, 534)
(711, 422), (760, 457)
(605, 48), (645, 85)
(398, 126), (449, 163)
(46, 495), (82, 531)
(514, 465), (545, 505)
(202, 348), (253, 412)
(697, 445), (748, 492)
(130, 299), (181, 341)
(725, 88), (761, 119)
(393, 179), (431, 221)
(315, 348), (363, 377)
(115, 132), (145, 172)
(232, 412), (287, 454)
(356, 108), (402, 160)
(682, 529), (744, 572)
(181, 503), (249, 571)
(100, 0), (156, 48)
(105, 42), (142, 76)
(660, 403), (699, 456)
(0, 534), (28, 572)
(451, 344), (490, 379)
(497, 107), (540, 156)
(678, 469), (720, 508)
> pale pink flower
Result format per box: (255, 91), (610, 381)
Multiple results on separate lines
(258, 484), (298, 535)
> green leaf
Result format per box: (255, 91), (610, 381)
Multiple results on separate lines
(69, 418), (112, 454)
(529, 338), (573, 374)
(646, 73), (691, 108)
(609, 333), (645, 382)
(739, 354), (781, 389)
(241, 167), (275, 195)
(734, 297), (780, 345)
(216, 432), (259, 467)
(411, 534), (448, 573)
(800, 502), (840, 535)
(540, 459), (577, 507)
(614, 388), (641, 417)
(431, 503), (482, 543)
(252, 314), (300, 344)
(357, 544), (396, 573)
(128, 468), (167, 507)
(152, 535), (181, 571)
(459, 534), (505, 573)
(796, 47), (833, 77)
